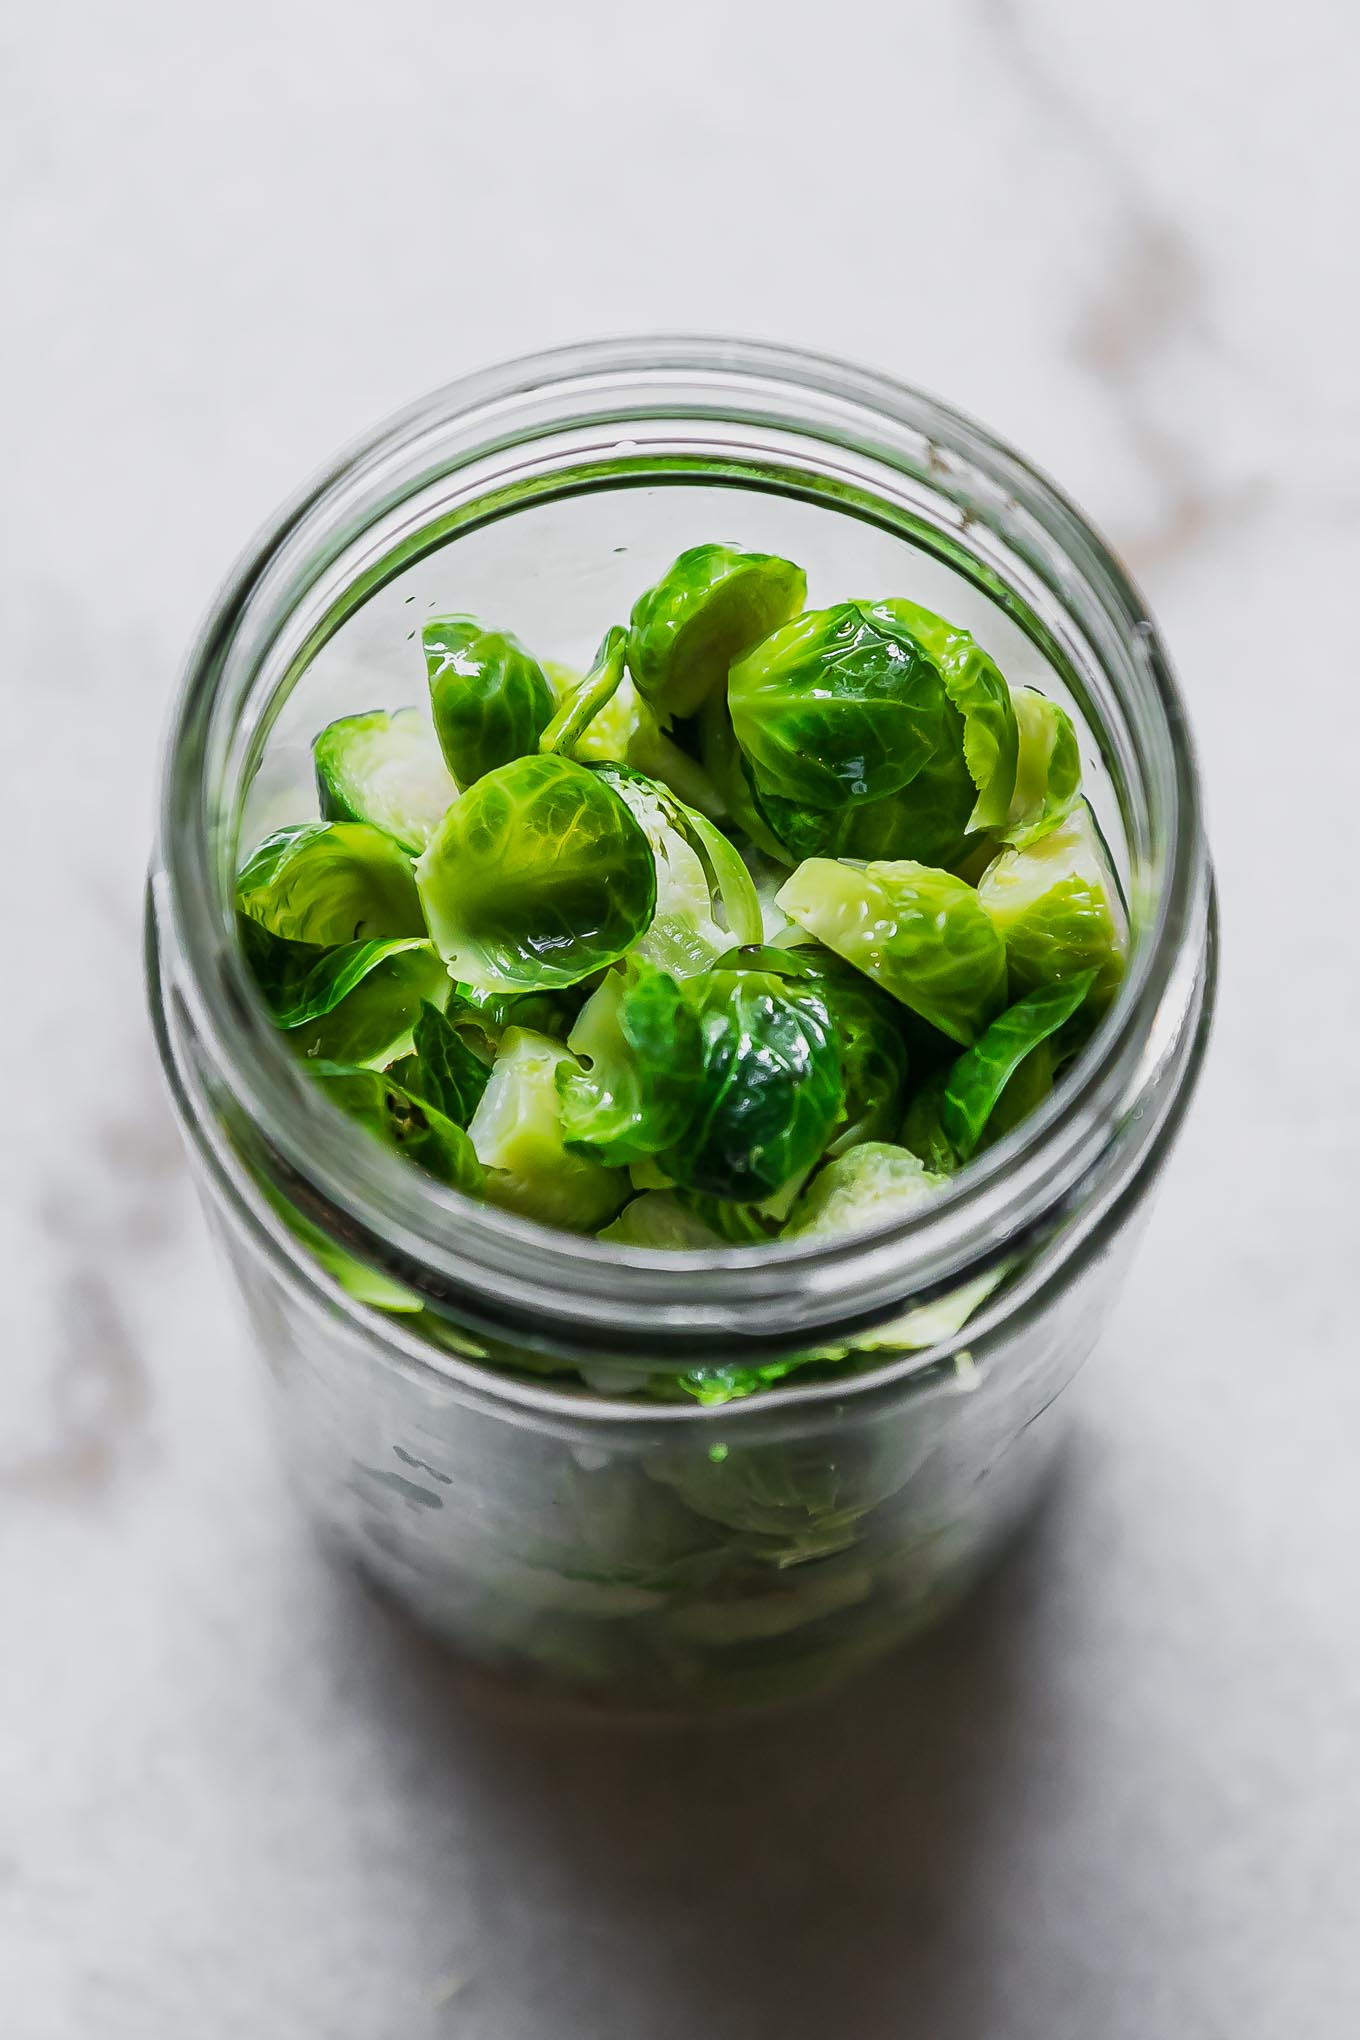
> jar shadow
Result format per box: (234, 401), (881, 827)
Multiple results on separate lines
(320, 1467), (1079, 2040)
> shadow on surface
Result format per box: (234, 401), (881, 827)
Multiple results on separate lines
(323, 1473), (1081, 2040)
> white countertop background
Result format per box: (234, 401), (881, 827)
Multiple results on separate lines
(3, 3), (1358, 2034)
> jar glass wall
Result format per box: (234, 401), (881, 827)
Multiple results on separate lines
(147, 339), (1215, 1710)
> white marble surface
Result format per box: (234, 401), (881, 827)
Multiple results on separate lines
(3, 2), (1358, 2033)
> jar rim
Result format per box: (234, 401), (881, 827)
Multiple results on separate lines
(155, 334), (1212, 1363)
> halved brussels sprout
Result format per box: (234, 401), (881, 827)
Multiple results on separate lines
(783, 1141), (946, 1241)
(424, 615), (555, 787)
(468, 1027), (629, 1231)
(313, 706), (457, 852)
(659, 969), (844, 1203)
(1001, 686), (1083, 849)
(728, 602), (951, 813)
(236, 822), (426, 946)
(414, 752), (657, 993)
(557, 958), (704, 1167)
(939, 969), (1097, 1160)
(598, 1191), (726, 1250)
(591, 764), (761, 977)
(312, 1062), (484, 1194)
(776, 859), (1008, 1046)
(978, 804), (1127, 1009)
(870, 598), (1019, 831)
(627, 544), (806, 722)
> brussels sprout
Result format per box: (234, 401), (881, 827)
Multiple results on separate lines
(598, 1191), (726, 1250)
(414, 752), (656, 993)
(659, 969), (844, 1203)
(468, 1026), (629, 1231)
(940, 969), (1097, 1161)
(627, 543), (806, 722)
(716, 942), (910, 1157)
(978, 804), (1127, 1009)
(776, 859), (1008, 1046)
(424, 615), (555, 786)
(1001, 686), (1083, 849)
(592, 764), (761, 977)
(287, 944), (451, 1068)
(394, 998), (491, 1128)
(312, 706), (457, 852)
(697, 692), (797, 863)
(557, 958), (704, 1167)
(871, 598), (1019, 831)
(751, 705), (980, 876)
(538, 626), (627, 757)
(783, 1141), (946, 1241)
(445, 981), (584, 1060)
(312, 1061), (484, 1194)
(236, 821), (425, 946)
(728, 602), (951, 814)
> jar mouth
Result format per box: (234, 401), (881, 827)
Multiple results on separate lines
(157, 335), (1212, 1358)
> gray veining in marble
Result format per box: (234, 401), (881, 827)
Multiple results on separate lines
(3, 1), (1358, 2033)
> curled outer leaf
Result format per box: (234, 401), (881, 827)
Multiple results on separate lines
(242, 921), (449, 1069)
(312, 706), (457, 852)
(424, 615), (555, 786)
(728, 602), (950, 813)
(468, 1027), (629, 1232)
(539, 626), (627, 756)
(939, 968), (1098, 1161)
(659, 969), (845, 1204)
(869, 599), (1018, 831)
(589, 764), (762, 975)
(627, 543), (806, 722)
(236, 822), (425, 946)
(240, 920), (431, 1029)
(776, 859), (1008, 1046)
(414, 752), (657, 993)
(311, 1061), (484, 1195)
(558, 958), (704, 1167)
(977, 805), (1127, 1011)
(1000, 686), (1083, 849)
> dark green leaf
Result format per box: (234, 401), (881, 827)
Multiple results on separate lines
(310, 1062), (484, 1194)
(939, 969), (1097, 1160)
(406, 999), (491, 1128)
(558, 958), (704, 1167)
(236, 821), (425, 945)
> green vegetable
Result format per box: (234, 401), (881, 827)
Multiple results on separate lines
(940, 970), (1097, 1160)
(424, 615), (555, 786)
(239, 920), (430, 1029)
(286, 945), (450, 1067)
(776, 858), (1008, 1045)
(783, 1141), (946, 1240)
(538, 627), (627, 757)
(627, 543), (806, 721)
(592, 765), (761, 977)
(312, 1062), (484, 1194)
(900, 1073), (959, 1176)
(414, 752), (657, 992)
(977, 805), (1127, 1009)
(312, 706), (457, 851)
(236, 822), (425, 945)
(599, 1192), (727, 1250)
(1001, 686), (1083, 849)
(659, 969), (844, 1203)
(872, 598), (1018, 830)
(557, 958), (704, 1167)
(468, 1027), (629, 1231)
(728, 602), (950, 813)
(398, 999), (491, 1128)
(751, 709), (979, 872)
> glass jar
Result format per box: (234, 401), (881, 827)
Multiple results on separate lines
(146, 337), (1215, 1712)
